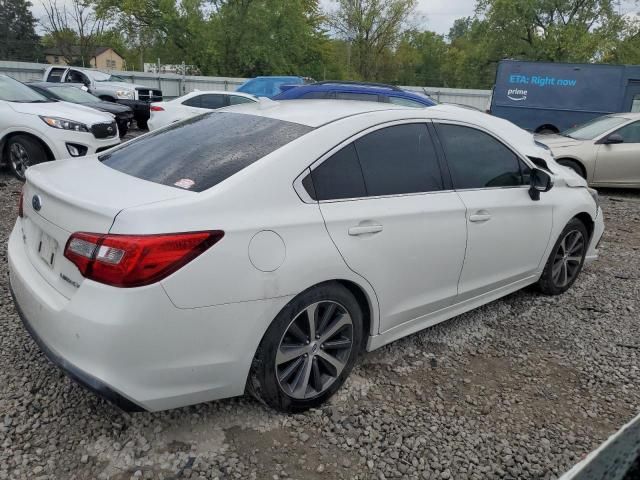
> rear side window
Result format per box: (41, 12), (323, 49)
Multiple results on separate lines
(200, 94), (226, 109)
(100, 112), (312, 192)
(436, 124), (525, 189)
(311, 144), (366, 200)
(306, 124), (443, 200)
(388, 96), (426, 108)
(355, 124), (443, 196)
(182, 95), (202, 107)
(47, 68), (65, 83)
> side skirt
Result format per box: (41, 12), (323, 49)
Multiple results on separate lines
(366, 274), (539, 351)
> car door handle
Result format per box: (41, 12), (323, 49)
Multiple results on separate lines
(469, 212), (491, 223)
(348, 224), (383, 236)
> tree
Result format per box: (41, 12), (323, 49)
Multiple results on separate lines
(475, 0), (625, 62)
(393, 29), (449, 86)
(41, 0), (106, 66)
(325, 0), (416, 80)
(0, 0), (40, 61)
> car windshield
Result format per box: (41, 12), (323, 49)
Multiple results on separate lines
(48, 86), (100, 103)
(0, 76), (51, 103)
(99, 112), (313, 192)
(562, 115), (629, 140)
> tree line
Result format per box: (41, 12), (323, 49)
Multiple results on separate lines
(2, 0), (640, 89)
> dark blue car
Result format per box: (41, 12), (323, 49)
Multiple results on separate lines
(237, 76), (310, 98)
(273, 81), (436, 107)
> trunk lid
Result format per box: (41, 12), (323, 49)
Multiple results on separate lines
(22, 157), (193, 297)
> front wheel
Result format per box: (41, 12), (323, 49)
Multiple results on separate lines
(538, 218), (589, 295)
(7, 135), (48, 181)
(248, 283), (363, 412)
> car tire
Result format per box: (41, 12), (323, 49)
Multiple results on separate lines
(7, 135), (48, 181)
(557, 159), (586, 179)
(247, 282), (363, 413)
(538, 218), (589, 295)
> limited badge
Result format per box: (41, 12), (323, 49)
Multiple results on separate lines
(174, 178), (195, 189)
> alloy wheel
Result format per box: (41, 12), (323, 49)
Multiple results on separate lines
(276, 301), (354, 399)
(9, 143), (29, 179)
(552, 229), (585, 288)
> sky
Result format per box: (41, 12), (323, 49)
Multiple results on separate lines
(30, 0), (640, 37)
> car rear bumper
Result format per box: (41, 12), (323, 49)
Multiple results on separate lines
(8, 222), (292, 411)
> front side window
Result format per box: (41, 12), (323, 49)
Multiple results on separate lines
(100, 112), (312, 192)
(613, 121), (640, 143)
(436, 124), (525, 189)
(307, 123), (444, 200)
(66, 70), (88, 84)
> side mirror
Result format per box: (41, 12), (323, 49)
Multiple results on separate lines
(529, 168), (553, 201)
(599, 133), (624, 145)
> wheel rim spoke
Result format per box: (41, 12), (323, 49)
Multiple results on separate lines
(276, 300), (354, 400)
(276, 344), (307, 366)
(319, 313), (351, 343)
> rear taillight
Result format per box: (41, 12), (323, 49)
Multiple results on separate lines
(18, 188), (24, 218)
(150, 105), (164, 112)
(64, 231), (224, 288)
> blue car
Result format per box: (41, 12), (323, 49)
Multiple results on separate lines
(237, 76), (310, 98)
(273, 81), (436, 107)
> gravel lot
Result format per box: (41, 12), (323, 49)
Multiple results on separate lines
(0, 164), (638, 480)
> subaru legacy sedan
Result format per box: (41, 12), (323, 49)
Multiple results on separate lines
(8, 101), (604, 412)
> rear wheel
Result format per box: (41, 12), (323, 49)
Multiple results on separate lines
(538, 218), (589, 295)
(7, 135), (48, 181)
(248, 283), (363, 412)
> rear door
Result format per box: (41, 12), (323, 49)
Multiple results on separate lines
(311, 122), (468, 332)
(434, 122), (553, 298)
(594, 120), (640, 185)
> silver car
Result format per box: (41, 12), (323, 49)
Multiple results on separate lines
(537, 113), (640, 188)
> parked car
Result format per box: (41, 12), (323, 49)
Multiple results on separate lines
(490, 59), (640, 133)
(27, 82), (133, 137)
(537, 113), (640, 187)
(43, 66), (162, 129)
(0, 74), (120, 180)
(9, 100), (603, 413)
(236, 76), (311, 98)
(273, 81), (437, 107)
(147, 90), (257, 131)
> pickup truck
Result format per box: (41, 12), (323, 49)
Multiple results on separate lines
(42, 66), (162, 129)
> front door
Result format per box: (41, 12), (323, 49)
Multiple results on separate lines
(594, 120), (640, 186)
(433, 122), (554, 298)
(310, 123), (468, 332)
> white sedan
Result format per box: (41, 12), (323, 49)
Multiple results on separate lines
(9, 101), (603, 412)
(147, 90), (257, 130)
(0, 74), (120, 180)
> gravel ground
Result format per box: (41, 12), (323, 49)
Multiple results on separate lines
(0, 167), (639, 480)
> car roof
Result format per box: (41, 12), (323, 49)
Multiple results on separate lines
(275, 82), (435, 104)
(222, 99), (434, 127)
(180, 90), (256, 99)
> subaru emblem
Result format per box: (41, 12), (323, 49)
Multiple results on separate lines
(32, 194), (42, 211)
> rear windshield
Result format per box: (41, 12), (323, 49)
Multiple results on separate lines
(99, 112), (312, 192)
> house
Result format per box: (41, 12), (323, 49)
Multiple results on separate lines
(44, 46), (125, 70)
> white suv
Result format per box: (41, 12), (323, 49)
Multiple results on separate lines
(0, 75), (120, 180)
